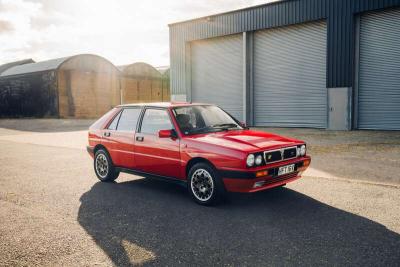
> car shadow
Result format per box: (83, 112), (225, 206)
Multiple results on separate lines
(78, 179), (400, 266)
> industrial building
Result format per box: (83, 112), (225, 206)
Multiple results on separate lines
(156, 66), (171, 103)
(156, 66), (171, 102)
(169, 0), (400, 130)
(0, 56), (171, 118)
(120, 63), (170, 104)
(0, 54), (121, 118)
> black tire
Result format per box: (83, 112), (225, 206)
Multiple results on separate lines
(94, 149), (119, 182)
(187, 162), (225, 206)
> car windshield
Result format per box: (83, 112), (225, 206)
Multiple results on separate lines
(173, 105), (243, 135)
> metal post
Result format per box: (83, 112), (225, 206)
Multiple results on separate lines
(243, 31), (254, 126)
(353, 15), (361, 130)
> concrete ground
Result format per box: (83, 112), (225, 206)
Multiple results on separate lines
(0, 119), (399, 266)
(263, 127), (400, 185)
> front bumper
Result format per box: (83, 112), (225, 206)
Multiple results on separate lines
(219, 156), (310, 193)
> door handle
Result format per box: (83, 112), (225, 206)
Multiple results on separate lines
(104, 132), (111, 137)
(136, 136), (144, 142)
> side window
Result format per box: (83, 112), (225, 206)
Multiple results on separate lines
(116, 108), (141, 131)
(174, 107), (198, 128)
(107, 111), (121, 130)
(140, 109), (173, 135)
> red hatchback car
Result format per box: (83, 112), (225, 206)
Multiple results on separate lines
(87, 102), (311, 205)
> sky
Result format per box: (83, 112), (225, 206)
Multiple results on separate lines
(0, 0), (273, 67)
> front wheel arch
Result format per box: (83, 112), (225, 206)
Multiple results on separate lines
(185, 157), (217, 178)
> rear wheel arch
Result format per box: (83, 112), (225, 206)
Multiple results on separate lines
(93, 144), (114, 163)
(94, 144), (106, 153)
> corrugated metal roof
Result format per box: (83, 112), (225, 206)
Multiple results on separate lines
(121, 62), (162, 78)
(168, 0), (282, 26)
(117, 65), (128, 72)
(155, 66), (170, 75)
(0, 59), (35, 74)
(0, 56), (71, 77)
(119, 64), (170, 76)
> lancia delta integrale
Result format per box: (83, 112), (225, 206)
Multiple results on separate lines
(87, 103), (310, 205)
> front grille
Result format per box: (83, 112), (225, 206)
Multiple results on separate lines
(264, 172), (298, 186)
(264, 146), (298, 164)
(264, 150), (282, 163)
(283, 147), (297, 159)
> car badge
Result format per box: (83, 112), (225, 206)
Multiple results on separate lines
(280, 149), (284, 158)
(268, 154), (272, 160)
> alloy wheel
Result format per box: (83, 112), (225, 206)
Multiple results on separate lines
(190, 168), (214, 202)
(95, 153), (109, 179)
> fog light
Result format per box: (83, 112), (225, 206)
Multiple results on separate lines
(256, 170), (268, 177)
(298, 159), (311, 172)
(253, 181), (266, 188)
(303, 159), (311, 167)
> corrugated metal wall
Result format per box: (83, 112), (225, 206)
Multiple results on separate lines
(0, 71), (58, 117)
(170, 0), (400, 95)
(357, 8), (400, 130)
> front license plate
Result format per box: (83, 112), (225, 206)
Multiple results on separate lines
(278, 164), (295, 176)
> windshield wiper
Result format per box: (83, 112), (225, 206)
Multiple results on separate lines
(186, 124), (240, 135)
(211, 123), (239, 129)
(188, 126), (217, 134)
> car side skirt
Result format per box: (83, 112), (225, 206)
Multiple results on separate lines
(115, 167), (187, 187)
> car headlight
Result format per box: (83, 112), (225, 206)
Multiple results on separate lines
(246, 154), (255, 167)
(255, 155), (263, 165)
(300, 145), (306, 156)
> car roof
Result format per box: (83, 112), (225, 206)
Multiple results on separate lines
(118, 102), (211, 108)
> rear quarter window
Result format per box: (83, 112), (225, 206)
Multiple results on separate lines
(107, 111), (122, 130)
(89, 108), (119, 130)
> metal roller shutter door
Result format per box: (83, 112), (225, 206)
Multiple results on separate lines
(191, 34), (243, 121)
(254, 21), (327, 128)
(358, 9), (400, 130)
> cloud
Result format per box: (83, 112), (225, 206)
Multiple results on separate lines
(0, 20), (14, 33)
(0, 0), (274, 66)
(0, 0), (42, 60)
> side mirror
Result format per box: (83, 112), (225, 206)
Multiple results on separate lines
(158, 129), (176, 138)
(239, 121), (247, 128)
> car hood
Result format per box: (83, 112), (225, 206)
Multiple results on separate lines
(188, 129), (303, 152)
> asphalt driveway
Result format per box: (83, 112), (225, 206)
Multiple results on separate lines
(0, 119), (399, 266)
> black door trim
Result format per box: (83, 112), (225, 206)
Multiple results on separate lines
(115, 167), (187, 187)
